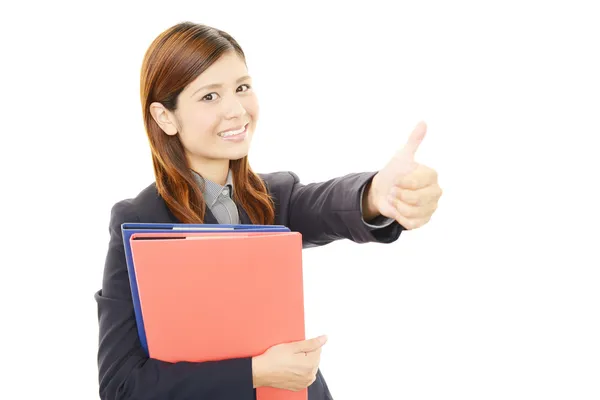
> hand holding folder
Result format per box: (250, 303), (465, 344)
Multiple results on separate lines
(252, 333), (328, 391)
(124, 224), (309, 400)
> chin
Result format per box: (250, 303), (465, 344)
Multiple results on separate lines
(224, 147), (251, 161)
(225, 140), (252, 160)
(227, 153), (249, 161)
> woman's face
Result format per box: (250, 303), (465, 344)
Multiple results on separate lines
(152, 51), (259, 172)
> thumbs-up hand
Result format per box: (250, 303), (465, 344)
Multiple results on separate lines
(365, 121), (442, 230)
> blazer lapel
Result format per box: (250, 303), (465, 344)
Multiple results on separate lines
(204, 204), (250, 224)
(237, 203), (251, 224)
(204, 207), (218, 224)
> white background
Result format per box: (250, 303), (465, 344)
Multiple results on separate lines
(1, 1), (599, 399)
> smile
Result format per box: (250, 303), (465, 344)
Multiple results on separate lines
(218, 124), (248, 138)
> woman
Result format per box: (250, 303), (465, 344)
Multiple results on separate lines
(95, 21), (442, 400)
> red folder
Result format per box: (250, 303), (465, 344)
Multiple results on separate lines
(130, 231), (307, 400)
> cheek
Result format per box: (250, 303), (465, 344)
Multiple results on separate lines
(244, 94), (259, 121)
(188, 108), (220, 137)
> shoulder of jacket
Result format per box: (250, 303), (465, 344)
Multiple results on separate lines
(109, 182), (158, 223)
(258, 171), (299, 186)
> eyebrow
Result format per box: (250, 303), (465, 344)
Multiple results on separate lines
(190, 75), (252, 98)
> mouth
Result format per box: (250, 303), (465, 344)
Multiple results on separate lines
(217, 123), (248, 139)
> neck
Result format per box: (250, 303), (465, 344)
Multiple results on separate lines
(189, 158), (230, 185)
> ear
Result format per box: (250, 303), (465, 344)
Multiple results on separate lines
(149, 102), (179, 136)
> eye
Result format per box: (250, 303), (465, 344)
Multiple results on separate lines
(237, 84), (251, 92)
(202, 93), (219, 102)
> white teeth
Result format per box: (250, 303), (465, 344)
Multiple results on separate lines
(219, 126), (246, 137)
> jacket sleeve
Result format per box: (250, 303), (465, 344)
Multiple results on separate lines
(95, 201), (255, 400)
(286, 171), (404, 247)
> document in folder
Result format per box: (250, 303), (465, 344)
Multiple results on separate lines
(121, 223), (290, 354)
(129, 230), (307, 400)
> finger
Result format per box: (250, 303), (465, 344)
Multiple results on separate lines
(394, 213), (431, 230)
(309, 367), (319, 384)
(397, 121), (427, 160)
(393, 184), (442, 206)
(305, 352), (322, 370)
(395, 164), (438, 190)
(387, 195), (435, 219)
(301, 346), (322, 359)
(298, 351), (321, 377)
(293, 335), (327, 353)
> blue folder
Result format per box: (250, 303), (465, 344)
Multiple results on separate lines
(121, 222), (291, 354)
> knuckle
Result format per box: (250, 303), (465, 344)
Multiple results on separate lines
(305, 372), (317, 387)
(400, 190), (418, 205)
(404, 206), (418, 218)
(405, 179), (417, 188)
(402, 219), (415, 230)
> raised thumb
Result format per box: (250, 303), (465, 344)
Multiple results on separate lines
(398, 121), (427, 159)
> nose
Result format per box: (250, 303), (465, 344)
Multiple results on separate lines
(223, 96), (246, 120)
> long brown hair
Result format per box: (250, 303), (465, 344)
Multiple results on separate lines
(140, 22), (275, 224)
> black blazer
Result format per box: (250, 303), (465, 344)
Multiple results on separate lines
(95, 170), (403, 400)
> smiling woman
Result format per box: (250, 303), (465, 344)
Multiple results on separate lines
(94, 20), (441, 400)
(140, 25), (273, 226)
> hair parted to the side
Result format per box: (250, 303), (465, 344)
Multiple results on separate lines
(140, 21), (275, 224)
